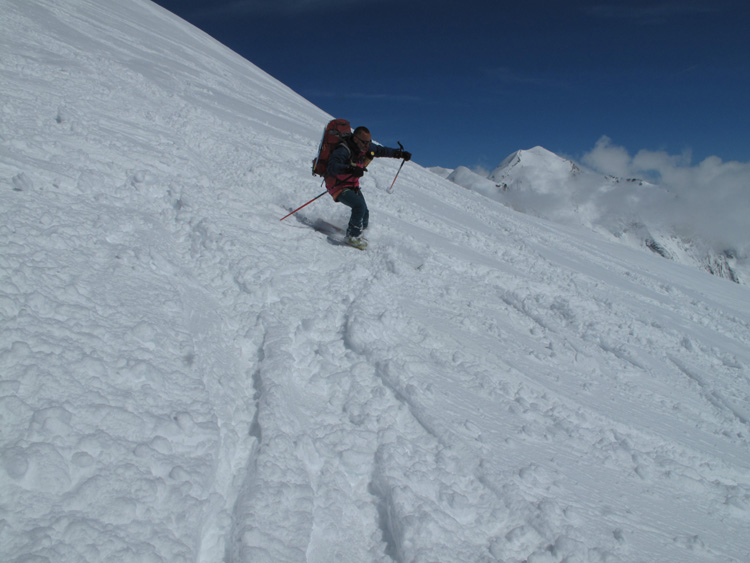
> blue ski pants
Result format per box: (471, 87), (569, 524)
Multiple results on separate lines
(338, 188), (368, 237)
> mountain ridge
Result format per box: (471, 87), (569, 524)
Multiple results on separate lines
(434, 146), (745, 284)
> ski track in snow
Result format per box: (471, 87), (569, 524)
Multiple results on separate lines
(2, 1), (750, 562)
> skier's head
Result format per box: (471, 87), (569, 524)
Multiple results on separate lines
(352, 126), (371, 152)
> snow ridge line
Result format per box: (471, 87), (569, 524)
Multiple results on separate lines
(669, 355), (750, 427)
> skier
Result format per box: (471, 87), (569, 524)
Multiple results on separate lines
(325, 126), (410, 249)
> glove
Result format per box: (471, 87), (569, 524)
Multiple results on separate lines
(395, 150), (412, 161)
(349, 167), (365, 178)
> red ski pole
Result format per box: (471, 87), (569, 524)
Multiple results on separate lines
(387, 160), (406, 194)
(280, 190), (327, 221)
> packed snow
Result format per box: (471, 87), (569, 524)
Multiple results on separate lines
(2, 1), (750, 562)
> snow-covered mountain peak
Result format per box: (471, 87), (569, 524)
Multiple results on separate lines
(497, 145), (560, 168)
(444, 145), (746, 284)
(489, 146), (581, 192)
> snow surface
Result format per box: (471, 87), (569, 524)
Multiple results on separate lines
(2, 1), (750, 562)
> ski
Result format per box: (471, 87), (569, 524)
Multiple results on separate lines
(316, 221), (367, 250)
(292, 216), (367, 250)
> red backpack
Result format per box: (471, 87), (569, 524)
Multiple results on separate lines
(312, 119), (351, 177)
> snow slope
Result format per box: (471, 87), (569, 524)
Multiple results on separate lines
(2, 1), (750, 562)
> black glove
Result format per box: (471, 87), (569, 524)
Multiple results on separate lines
(395, 150), (412, 161)
(349, 167), (365, 178)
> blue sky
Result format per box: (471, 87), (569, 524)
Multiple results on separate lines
(151, 0), (749, 170)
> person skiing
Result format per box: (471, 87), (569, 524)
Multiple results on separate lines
(325, 126), (411, 249)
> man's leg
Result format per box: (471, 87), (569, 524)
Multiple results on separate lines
(338, 189), (368, 238)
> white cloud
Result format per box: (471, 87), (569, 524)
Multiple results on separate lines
(582, 136), (750, 254)
(581, 136), (632, 178)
